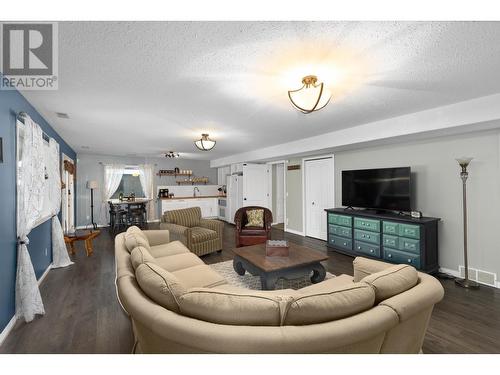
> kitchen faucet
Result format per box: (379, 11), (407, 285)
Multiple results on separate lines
(193, 187), (200, 197)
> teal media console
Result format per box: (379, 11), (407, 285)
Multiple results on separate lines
(325, 208), (440, 273)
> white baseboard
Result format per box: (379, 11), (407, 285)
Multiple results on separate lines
(439, 267), (500, 289)
(0, 315), (17, 347)
(285, 228), (305, 236)
(0, 262), (53, 347)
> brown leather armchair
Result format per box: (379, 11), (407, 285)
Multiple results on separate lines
(234, 206), (273, 247)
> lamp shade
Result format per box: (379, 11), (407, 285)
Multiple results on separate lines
(194, 133), (216, 151)
(86, 180), (98, 189)
(288, 75), (331, 114)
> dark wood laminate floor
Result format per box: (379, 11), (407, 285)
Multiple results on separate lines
(2, 223), (500, 354)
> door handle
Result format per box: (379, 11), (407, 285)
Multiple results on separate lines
(312, 202), (315, 205)
(244, 198), (247, 201)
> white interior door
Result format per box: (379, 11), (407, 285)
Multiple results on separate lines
(275, 163), (285, 223)
(242, 163), (269, 208)
(304, 157), (334, 240)
(61, 154), (75, 233)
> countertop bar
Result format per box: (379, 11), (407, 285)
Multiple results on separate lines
(160, 195), (226, 200)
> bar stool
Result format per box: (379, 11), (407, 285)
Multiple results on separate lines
(109, 202), (128, 234)
(128, 203), (146, 229)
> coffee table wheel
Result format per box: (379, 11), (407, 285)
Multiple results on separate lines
(310, 265), (326, 284)
(233, 259), (246, 276)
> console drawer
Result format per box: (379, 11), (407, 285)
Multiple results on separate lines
(383, 234), (399, 249)
(354, 241), (381, 257)
(399, 223), (420, 239)
(399, 237), (420, 254)
(383, 248), (421, 269)
(328, 235), (352, 251)
(329, 224), (352, 239)
(354, 229), (380, 245)
(383, 221), (399, 235)
(328, 213), (352, 227)
(354, 217), (380, 232)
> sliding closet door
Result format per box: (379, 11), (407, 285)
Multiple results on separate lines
(304, 157), (334, 240)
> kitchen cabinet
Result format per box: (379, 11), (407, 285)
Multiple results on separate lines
(160, 197), (218, 219)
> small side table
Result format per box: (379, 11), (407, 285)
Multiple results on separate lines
(64, 229), (101, 257)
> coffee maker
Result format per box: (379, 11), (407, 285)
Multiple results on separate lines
(158, 188), (169, 198)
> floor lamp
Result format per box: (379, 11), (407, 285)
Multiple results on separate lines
(455, 157), (479, 289)
(87, 180), (98, 230)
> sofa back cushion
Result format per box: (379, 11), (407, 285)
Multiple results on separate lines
(135, 262), (187, 313)
(353, 256), (392, 282)
(179, 288), (294, 326)
(124, 226), (150, 252)
(284, 282), (375, 325)
(164, 207), (201, 228)
(130, 246), (156, 269)
(361, 264), (419, 303)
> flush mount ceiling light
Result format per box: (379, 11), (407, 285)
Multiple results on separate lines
(288, 75), (332, 114)
(194, 133), (216, 151)
(165, 151), (180, 158)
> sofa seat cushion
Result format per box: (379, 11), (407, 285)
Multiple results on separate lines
(179, 287), (295, 326)
(299, 274), (354, 294)
(135, 262), (187, 313)
(361, 264), (418, 303)
(155, 252), (205, 272)
(191, 227), (218, 244)
(284, 282), (375, 325)
(124, 226), (150, 252)
(149, 241), (190, 258)
(130, 246), (156, 269)
(172, 264), (227, 288)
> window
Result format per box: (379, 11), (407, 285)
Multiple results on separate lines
(111, 167), (145, 199)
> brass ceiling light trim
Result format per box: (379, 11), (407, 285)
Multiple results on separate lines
(288, 75), (332, 114)
(194, 133), (216, 151)
(165, 151), (180, 158)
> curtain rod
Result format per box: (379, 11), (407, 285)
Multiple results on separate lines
(17, 111), (50, 141)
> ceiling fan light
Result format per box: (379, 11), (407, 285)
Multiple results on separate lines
(194, 133), (216, 151)
(288, 75), (331, 114)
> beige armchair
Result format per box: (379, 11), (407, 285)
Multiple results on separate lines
(160, 206), (223, 256)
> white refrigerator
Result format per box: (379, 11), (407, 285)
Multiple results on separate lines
(226, 174), (243, 224)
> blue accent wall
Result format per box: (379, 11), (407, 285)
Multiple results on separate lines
(0, 88), (76, 333)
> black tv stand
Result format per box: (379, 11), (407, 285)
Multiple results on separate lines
(343, 206), (355, 210)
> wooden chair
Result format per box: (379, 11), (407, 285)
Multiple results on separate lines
(234, 206), (273, 247)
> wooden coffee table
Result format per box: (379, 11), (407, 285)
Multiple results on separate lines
(64, 229), (101, 257)
(232, 243), (328, 290)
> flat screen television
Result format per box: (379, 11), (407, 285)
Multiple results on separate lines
(342, 167), (411, 212)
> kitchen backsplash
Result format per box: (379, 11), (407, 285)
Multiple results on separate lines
(157, 184), (221, 197)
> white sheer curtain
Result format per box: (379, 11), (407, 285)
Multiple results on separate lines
(48, 139), (73, 269)
(16, 116), (46, 322)
(102, 164), (125, 224)
(138, 164), (155, 222)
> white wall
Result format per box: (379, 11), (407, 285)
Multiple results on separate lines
(333, 129), (500, 278)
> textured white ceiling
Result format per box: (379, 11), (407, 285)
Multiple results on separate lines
(21, 21), (500, 160)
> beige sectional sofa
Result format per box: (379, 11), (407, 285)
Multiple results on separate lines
(115, 226), (444, 354)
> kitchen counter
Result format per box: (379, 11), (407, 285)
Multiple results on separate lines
(160, 195), (226, 200)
